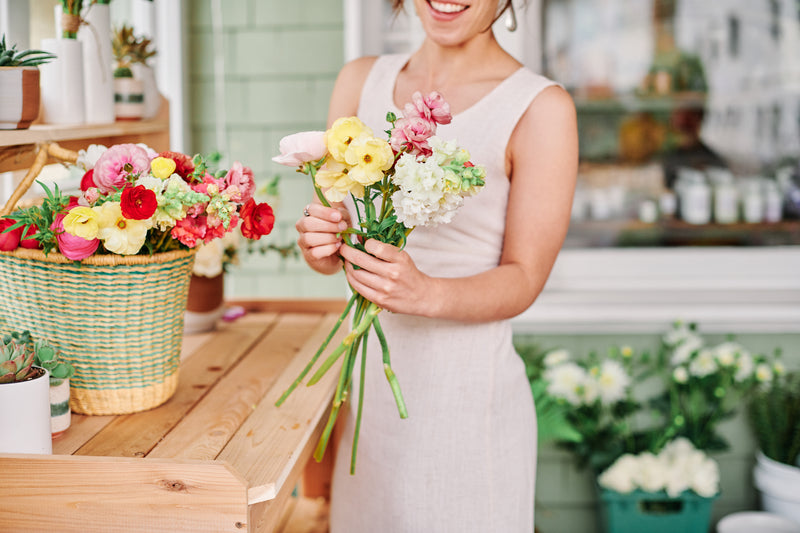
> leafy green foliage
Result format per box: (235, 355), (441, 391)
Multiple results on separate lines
(5, 181), (70, 255)
(1, 330), (75, 383)
(0, 35), (56, 67)
(748, 371), (800, 466)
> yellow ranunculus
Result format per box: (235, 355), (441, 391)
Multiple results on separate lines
(95, 202), (150, 255)
(150, 156), (177, 180)
(325, 117), (372, 163)
(62, 206), (100, 240)
(344, 136), (394, 186)
(315, 159), (364, 203)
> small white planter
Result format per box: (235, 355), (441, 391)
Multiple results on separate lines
(131, 63), (161, 119)
(717, 511), (800, 533)
(754, 451), (800, 526)
(0, 367), (53, 454)
(49, 378), (71, 437)
(114, 76), (145, 121)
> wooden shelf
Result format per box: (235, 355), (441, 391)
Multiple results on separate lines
(0, 306), (346, 532)
(0, 97), (170, 174)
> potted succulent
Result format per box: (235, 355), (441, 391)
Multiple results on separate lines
(112, 24), (157, 120)
(26, 333), (76, 437)
(0, 332), (52, 454)
(748, 370), (800, 525)
(0, 35), (56, 129)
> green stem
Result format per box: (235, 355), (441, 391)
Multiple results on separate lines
(373, 316), (408, 419)
(305, 161), (331, 208)
(275, 293), (357, 407)
(307, 301), (381, 385)
(350, 333), (369, 474)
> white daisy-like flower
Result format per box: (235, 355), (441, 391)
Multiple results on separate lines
(670, 335), (703, 365)
(689, 349), (718, 377)
(76, 144), (108, 170)
(734, 352), (755, 382)
(596, 359), (631, 405)
(581, 376), (600, 405)
(663, 322), (695, 347)
(774, 361), (786, 376)
(712, 342), (744, 367)
(755, 363), (774, 383)
(544, 362), (588, 406)
(543, 349), (570, 367)
(673, 366), (689, 384)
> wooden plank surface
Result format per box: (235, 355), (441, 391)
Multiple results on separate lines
(0, 454), (248, 533)
(218, 313), (346, 504)
(76, 320), (275, 458)
(148, 313), (324, 461)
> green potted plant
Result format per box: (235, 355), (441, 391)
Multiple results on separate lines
(0, 35), (56, 130)
(0, 331), (52, 454)
(26, 333), (76, 437)
(748, 370), (800, 525)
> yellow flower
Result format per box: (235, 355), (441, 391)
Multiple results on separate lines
(96, 202), (150, 255)
(620, 346), (633, 358)
(344, 136), (394, 186)
(62, 206), (100, 240)
(325, 117), (372, 163)
(150, 156), (177, 180)
(315, 159), (364, 203)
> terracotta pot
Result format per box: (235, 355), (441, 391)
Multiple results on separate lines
(0, 66), (41, 129)
(184, 274), (225, 334)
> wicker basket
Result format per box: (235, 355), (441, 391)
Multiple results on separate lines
(0, 143), (195, 414)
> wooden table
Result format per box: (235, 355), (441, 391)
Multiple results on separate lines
(0, 302), (345, 532)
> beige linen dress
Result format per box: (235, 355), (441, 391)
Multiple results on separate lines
(329, 54), (558, 533)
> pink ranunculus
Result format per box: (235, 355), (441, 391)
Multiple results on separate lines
(171, 215), (207, 248)
(84, 187), (100, 204)
(51, 212), (100, 260)
(272, 131), (327, 167)
(92, 144), (151, 194)
(404, 91), (452, 125)
(223, 162), (256, 203)
(389, 116), (436, 157)
(203, 214), (238, 243)
(191, 173), (225, 195)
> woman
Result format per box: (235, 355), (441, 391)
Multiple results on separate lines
(296, 0), (578, 530)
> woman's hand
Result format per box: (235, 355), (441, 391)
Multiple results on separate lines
(340, 238), (436, 316)
(296, 203), (351, 275)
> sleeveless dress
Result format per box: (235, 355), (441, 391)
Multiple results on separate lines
(329, 54), (558, 533)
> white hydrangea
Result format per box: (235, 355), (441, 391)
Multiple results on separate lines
(596, 359), (631, 405)
(633, 452), (669, 493)
(598, 454), (639, 493)
(544, 362), (589, 406)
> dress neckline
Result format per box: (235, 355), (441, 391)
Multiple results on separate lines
(387, 54), (526, 121)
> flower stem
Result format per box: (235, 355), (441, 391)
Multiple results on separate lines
(350, 333), (369, 474)
(305, 162), (330, 208)
(275, 293), (357, 407)
(373, 316), (407, 419)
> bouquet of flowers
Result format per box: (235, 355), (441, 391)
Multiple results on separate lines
(272, 92), (486, 472)
(0, 143), (275, 258)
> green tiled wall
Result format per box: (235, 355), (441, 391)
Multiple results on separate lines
(188, 0), (346, 300)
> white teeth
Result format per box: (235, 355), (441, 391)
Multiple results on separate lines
(430, 1), (467, 14)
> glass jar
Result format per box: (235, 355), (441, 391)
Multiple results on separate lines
(678, 170), (712, 225)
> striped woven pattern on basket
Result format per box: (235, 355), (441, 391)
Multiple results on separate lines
(0, 248), (195, 415)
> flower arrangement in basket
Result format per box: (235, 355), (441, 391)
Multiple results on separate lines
(272, 92), (486, 473)
(530, 321), (786, 533)
(0, 142), (274, 415)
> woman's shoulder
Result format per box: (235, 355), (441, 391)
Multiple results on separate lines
(329, 56), (380, 122)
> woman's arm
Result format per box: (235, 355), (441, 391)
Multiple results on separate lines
(340, 85), (578, 321)
(295, 57), (377, 275)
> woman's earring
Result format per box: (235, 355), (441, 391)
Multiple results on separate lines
(505, 2), (517, 32)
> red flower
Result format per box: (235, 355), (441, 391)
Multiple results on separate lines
(239, 199), (275, 239)
(80, 169), (96, 191)
(67, 196), (81, 207)
(20, 224), (40, 249)
(158, 151), (195, 180)
(0, 218), (22, 251)
(120, 185), (157, 220)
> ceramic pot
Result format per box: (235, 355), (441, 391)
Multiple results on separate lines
(0, 367), (53, 454)
(0, 67), (41, 129)
(79, 3), (114, 124)
(113, 76), (144, 121)
(131, 63), (161, 119)
(184, 274), (225, 334)
(754, 451), (800, 525)
(39, 38), (86, 125)
(49, 377), (71, 438)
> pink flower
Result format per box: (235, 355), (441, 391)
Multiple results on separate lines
(51, 212), (100, 260)
(390, 116), (436, 157)
(92, 144), (151, 194)
(84, 188), (100, 204)
(403, 91), (452, 125)
(272, 131), (327, 167)
(223, 162), (256, 203)
(171, 215), (207, 248)
(191, 173), (225, 195)
(203, 214), (238, 243)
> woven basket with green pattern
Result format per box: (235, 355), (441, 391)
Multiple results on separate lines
(0, 247), (195, 415)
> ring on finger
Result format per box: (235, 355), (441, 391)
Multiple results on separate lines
(303, 205), (310, 217)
